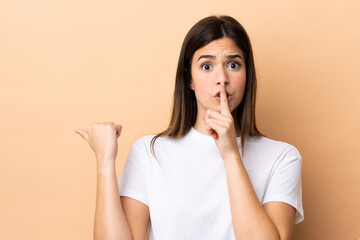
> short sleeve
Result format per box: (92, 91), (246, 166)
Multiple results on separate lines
(262, 146), (304, 224)
(117, 140), (149, 206)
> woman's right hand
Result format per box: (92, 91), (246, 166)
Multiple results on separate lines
(74, 122), (122, 168)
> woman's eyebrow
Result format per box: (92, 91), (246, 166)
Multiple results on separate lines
(197, 54), (242, 61)
(197, 55), (215, 61)
(226, 54), (242, 60)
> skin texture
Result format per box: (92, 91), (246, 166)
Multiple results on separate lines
(190, 37), (296, 239)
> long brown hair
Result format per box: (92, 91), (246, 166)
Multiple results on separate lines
(150, 15), (265, 160)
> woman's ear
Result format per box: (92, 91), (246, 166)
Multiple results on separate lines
(189, 79), (194, 90)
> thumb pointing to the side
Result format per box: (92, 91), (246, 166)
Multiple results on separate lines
(74, 129), (89, 142)
(114, 124), (122, 138)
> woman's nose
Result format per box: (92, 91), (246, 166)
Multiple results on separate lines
(216, 67), (229, 85)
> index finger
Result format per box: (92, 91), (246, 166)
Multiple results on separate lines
(220, 84), (231, 116)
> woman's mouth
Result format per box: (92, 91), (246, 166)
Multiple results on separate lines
(215, 95), (232, 101)
(214, 91), (232, 101)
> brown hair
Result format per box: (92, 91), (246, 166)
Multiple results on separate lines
(150, 15), (265, 160)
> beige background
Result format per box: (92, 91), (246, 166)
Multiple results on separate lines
(1, 0), (359, 239)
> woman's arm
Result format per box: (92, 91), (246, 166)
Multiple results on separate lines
(224, 154), (281, 240)
(75, 123), (133, 239)
(201, 87), (285, 239)
(120, 196), (150, 240)
(94, 165), (133, 240)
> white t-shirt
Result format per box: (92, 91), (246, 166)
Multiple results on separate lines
(118, 127), (304, 239)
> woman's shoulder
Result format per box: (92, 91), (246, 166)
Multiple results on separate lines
(129, 132), (172, 151)
(130, 133), (156, 148)
(127, 133), (180, 162)
(246, 135), (301, 156)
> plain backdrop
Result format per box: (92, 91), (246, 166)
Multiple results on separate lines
(0, 0), (359, 239)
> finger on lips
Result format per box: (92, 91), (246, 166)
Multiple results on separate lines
(201, 85), (230, 139)
(220, 85), (231, 115)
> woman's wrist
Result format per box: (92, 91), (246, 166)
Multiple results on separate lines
(222, 151), (242, 165)
(96, 158), (116, 173)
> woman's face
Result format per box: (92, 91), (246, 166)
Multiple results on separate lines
(190, 37), (246, 115)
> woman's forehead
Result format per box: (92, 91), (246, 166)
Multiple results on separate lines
(193, 38), (244, 59)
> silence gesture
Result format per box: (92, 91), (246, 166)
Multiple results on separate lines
(202, 84), (239, 160)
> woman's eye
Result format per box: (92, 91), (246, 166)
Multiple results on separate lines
(228, 62), (240, 69)
(201, 64), (212, 70)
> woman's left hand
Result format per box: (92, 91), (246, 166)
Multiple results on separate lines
(202, 84), (240, 160)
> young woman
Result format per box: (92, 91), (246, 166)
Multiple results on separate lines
(75, 15), (304, 240)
